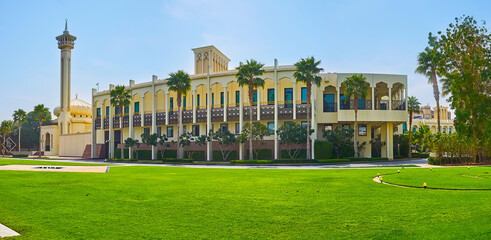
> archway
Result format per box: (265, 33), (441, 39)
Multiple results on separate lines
(45, 133), (51, 152)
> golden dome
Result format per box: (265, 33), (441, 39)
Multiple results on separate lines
(54, 95), (92, 117)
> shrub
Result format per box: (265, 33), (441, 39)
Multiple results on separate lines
(271, 159), (318, 164)
(345, 157), (388, 162)
(158, 149), (177, 159)
(213, 150), (237, 161)
(280, 149), (307, 159)
(12, 154), (28, 158)
(314, 141), (333, 159)
(162, 158), (194, 163)
(412, 153), (430, 158)
(230, 160), (271, 164)
(185, 151), (205, 161)
(428, 156), (473, 165)
(317, 159), (350, 163)
(115, 149), (129, 159)
(246, 149), (272, 160)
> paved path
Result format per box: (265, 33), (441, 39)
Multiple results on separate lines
(8, 157), (430, 169)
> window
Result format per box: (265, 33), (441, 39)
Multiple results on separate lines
(192, 125), (200, 136)
(340, 94), (349, 109)
(268, 122), (275, 135)
(183, 125), (187, 134)
(342, 124), (350, 130)
(134, 102), (140, 113)
(144, 127), (150, 135)
(220, 92), (224, 106)
(301, 87), (307, 103)
(124, 106), (129, 114)
(220, 123), (228, 132)
(115, 106), (120, 115)
(449, 128), (452, 134)
(197, 94), (200, 108)
(323, 94), (335, 112)
(97, 108), (101, 117)
(157, 127), (162, 137)
(301, 121), (308, 128)
(324, 124), (333, 132)
(170, 98), (174, 110)
(212, 93), (214, 106)
(443, 128), (446, 133)
(284, 88), (293, 108)
(183, 96), (186, 108)
(402, 123), (407, 133)
(358, 124), (367, 136)
(252, 90), (257, 105)
(268, 89), (274, 104)
(235, 91), (240, 106)
(167, 126), (174, 137)
(358, 96), (365, 110)
(106, 106), (109, 116)
(235, 123), (240, 134)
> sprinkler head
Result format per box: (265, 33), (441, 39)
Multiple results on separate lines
(423, 182), (427, 189)
(398, 170), (400, 173)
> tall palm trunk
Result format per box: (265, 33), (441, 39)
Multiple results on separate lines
(248, 81), (253, 160)
(120, 103), (125, 159)
(177, 92), (183, 159)
(431, 70), (440, 132)
(306, 81), (311, 159)
(354, 94), (359, 158)
(18, 123), (21, 155)
(408, 112), (413, 158)
(38, 121), (42, 158)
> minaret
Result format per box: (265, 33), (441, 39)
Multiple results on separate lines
(56, 19), (76, 135)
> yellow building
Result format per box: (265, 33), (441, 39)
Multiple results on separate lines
(409, 105), (455, 133)
(40, 22), (92, 157)
(91, 46), (408, 160)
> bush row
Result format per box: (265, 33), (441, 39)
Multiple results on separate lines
(428, 156), (473, 165)
(12, 154), (29, 158)
(412, 153), (430, 158)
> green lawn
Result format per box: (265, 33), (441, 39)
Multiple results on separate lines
(382, 166), (491, 189)
(0, 159), (489, 239)
(0, 159), (105, 166)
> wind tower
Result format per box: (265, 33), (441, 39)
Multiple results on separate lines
(55, 19), (76, 134)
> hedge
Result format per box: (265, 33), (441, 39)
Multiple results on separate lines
(162, 158), (194, 163)
(428, 156), (473, 165)
(12, 154), (28, 158)
(412, 153), (430, 158)
(314, 141), (333, 159)
(271, 159), (318, 164)
(157, 150), (177, 159)
(280, 149), (307, 159)
(230, 160), (272, 164)
(184, 151), (205, 161)
(345, 157), (388, 162)
(213, 150), (237, 161)
(317, 159), (350, 163)
(245, 149), (273, 160)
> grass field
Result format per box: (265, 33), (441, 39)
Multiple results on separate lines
(0, 159), (489, 239)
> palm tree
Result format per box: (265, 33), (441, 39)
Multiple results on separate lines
(167, 70), (191, 159)
(12, 109), (27, 155)
(235, 59), (265, 160)
(0, 120), (14, 156)
(415, 33), (441, 132)
(407, 96), (421, 158)
(342, 74), (369, 158)
(294, 57), (323, 159)
(110, 85), (132, 159)
(33, 104), (50, 158)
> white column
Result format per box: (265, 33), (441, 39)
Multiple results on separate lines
(371, 87), (375, 110)
(311, 84), (316, 159)
(274, 59), (279, 159)
(91, 88), (97, 158)
(223, 86), (228, 122)
(405, 87), (408, 110)
(129, 96), (133, 159)
(336, 85), (340, 112)
(256, 88), (260, 120)
(140, 95), (144, 127)
(109, 100), (114, 159)
(193, 89), (197, 123)
(206, 67), (212, 161)
(239, 86), (244, 160)
(292, 81), (296, 119)
(164, 91), (169, 125)
(388, 87), (392, 110)
(151, 75), (157, 160)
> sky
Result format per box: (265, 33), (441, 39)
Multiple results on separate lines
(0, 0), (489, 121)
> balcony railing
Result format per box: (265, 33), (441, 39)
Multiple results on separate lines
(133, 114), (141, 126)
(375, 100), (390, 110)
(339, 100), (372, 110)
(95, 118), (101, 130)
(392, 100), (406, 110)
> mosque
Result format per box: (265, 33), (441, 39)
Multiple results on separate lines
(40, 22), (92, 157)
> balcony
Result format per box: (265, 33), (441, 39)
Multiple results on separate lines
(295, 103), (311, 119)
(392, 100), (406, 110)
(183, 110), (193, 123)
(104, 118), (109, 129)
(375, 100), (390, 110)
(340, 100), (372, 110)
(323, 102), (337, 112)
(212, 107), (224, 122)
(133, 114), (141, 127)
(144, 113), (152, 126)
(227, 106), (240, 121)
(95, 118), (101, 130)
(156, 112), (165, 125)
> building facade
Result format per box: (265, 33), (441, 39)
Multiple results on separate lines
(408, 105), (455, 134)
(91, 46), (408, 160)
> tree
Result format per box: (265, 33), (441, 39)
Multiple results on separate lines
(110, 85), (132, 160)
(407, 96), (421, 158)
(141, 133), (158, 160)
(33, 104), (50, 158)
(212, 129), (236, 161)
(294, 57), (323, 159)
(235, 59), (265, 160)
(238, 122), (270, 159)
(0, 120), (14, 156)
(277, 121), (313, 159)
(342, 74), (369, 157)
(416, 33), (442, 133)
(12, 109), (27, 154)
(323, 127), (354, 159)
(157, 134), (170, 160)
(124, 138), (140, 159)
(413, 125), (431, 153)
(167, 70), (192, 159)
(436, 15), (491, 163)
